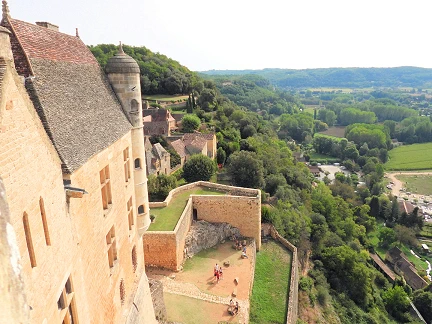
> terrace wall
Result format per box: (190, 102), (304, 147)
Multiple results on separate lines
(143, 199), (193, 270)
(193, 195), (261, 250)
(269, 226), (299, 324)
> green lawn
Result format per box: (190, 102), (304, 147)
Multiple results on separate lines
(142, 94), (188, 102)
(148, 188), (225, 231)
(368, 221), (387, 259)
(385, 143), (432, 170)
(420, 223), (432, 238)
(395, 174), (432, 196)
(250, 240), (292, 324)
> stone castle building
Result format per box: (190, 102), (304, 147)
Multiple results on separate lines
(0, 1), (157, 323)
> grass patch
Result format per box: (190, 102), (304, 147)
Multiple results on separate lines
(399, 244), (428, 272)
(386, 143), (432, 171)
(148, 187), (225, 231)
(143, 94), (188, 102)
(368, 221), (387, 259)
(395, 174), (432, 196)
(164, 293), (233, 324)
(250, 240), (292, 324)
(420, 223), (432, 238)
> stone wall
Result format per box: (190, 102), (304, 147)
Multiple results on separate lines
(148, 278), (167, 322)
(193, 195), (261, 250)
(269, 226), (299, 324)
(144, 199), (193, 270)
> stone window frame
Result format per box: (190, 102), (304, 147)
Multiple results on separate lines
(123, 147), (131, 182)
(23, 212), (37, 268)
(134, 158), (141, 170)
(100, 165), (112, 210)
(127, 197), (134, 231)
(57, 276), (78, 324)
(39, 197), (51, 245)
(106, 226), (118, 270)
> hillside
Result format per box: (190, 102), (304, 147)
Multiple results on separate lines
(200, 67), (432, 89)
(89, 44), (199, 95)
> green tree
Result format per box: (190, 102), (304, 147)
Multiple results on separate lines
(181, 114), (201, 133)
(182, 155), (216, 182)
(412, 290), (432, 323)
(226, 151), (264, 188)
(378, 227), (396, 248)
(147, 174), (177, 201)
(216, 147), (226, 165)
(382, 286), (410, 320)
(394, 224), (417, 246)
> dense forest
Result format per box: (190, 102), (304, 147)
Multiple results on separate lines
(201, 67), (432, 88)
(89, 44), (199, 95)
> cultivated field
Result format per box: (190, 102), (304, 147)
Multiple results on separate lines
(396, 174), (432, 196)
(385, 143), (432, 171)
(143, 94), (189, 102)
(318, 126), (346, 138)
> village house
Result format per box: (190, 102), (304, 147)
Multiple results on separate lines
(308, 165), (322, 177)
(386, 247), (427, 290)
(0, 2), (157, 323)
(143, 108), (177, 136)
(144, 137), (171, 176)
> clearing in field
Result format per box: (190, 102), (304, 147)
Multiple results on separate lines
(318, 126), (346, 138)
(395, 174), (432, 196)
(386, 143), (432, 171)
(249, 240), (292, 324)
(143, 94), (189, 102)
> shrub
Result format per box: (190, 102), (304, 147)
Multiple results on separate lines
(182, 155), (216, 182)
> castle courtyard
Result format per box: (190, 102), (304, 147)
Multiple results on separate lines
(147, 241), (255, 323)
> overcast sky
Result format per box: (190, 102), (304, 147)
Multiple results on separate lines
(8, 0), (432, 71)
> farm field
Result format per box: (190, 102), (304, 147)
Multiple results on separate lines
(385, 143), (432, 171)
(318, 126), (346, 138)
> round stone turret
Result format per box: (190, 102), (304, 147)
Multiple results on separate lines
(105, 43), (140, 74)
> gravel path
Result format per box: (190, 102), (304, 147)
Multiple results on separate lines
(156, 274), (249, 323)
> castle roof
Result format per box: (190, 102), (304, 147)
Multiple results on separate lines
(2, 17), (131, 173)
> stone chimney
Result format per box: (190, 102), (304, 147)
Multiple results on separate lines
(35, 21), (59, 32)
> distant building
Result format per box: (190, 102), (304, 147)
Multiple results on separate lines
(386, 247), (428, 290)
(292, 151), (306, 163)
(308, 165), (321, 177)
(168, 132), (217, 166)
(143, 108), (177, 136)
(144, 137), (171, 176)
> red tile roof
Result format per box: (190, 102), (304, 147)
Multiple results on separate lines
(7, 18), (98, 65)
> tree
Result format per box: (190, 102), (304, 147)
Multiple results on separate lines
(148, 174), (177, 201)
(182, 155), (216, 182)
(412, 290), (432, 323)
(181, 114), (201, 133)
(394, 225), (417, 246)
(378, 227), (396, 248)
(226, 151), (264, 188)
(216, 147), (226, 165)
(382, 286), (410, 320)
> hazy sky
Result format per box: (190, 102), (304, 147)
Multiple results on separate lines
(7, 0), (432, 71)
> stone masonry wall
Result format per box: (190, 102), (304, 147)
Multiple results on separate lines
(144, 199), (193, 270)
(193, 195), (261, 250)
(269, 226), (299, 324)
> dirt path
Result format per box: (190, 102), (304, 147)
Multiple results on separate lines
(386, 172), (432, 197)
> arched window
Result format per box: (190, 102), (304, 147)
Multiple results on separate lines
(138, 205), (144, 214)
(134, 158), (141, 169)
(130, 99), (139, 114)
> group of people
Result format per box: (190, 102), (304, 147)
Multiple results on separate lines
(228, 299), (239, 316)
(213, 263), (224, 283)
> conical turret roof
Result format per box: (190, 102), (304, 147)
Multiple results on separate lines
(105, 42), (140, 74)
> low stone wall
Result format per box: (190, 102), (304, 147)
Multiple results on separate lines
(148, 278), (167, 322)
(143, 199), (193, 270)
(193, 194), (261, 250)
(269, 226), (299, 324)
(148, 181), (260, 208)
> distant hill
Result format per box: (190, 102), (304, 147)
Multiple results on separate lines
(200, 67), (432, 89)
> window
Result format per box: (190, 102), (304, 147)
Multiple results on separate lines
(123, 148), (131, 182)
(127, 197), (134, 230)
(130, 99), (139, 114)
(134, 158), (141, 169)
(137, 205), (144, 215)
(23, 212), (36, 267)
(100, 165), (112, 210)
(39, 197), (51, 245)
(106, 226), (117, 268)
(58, 276), (78, 324)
